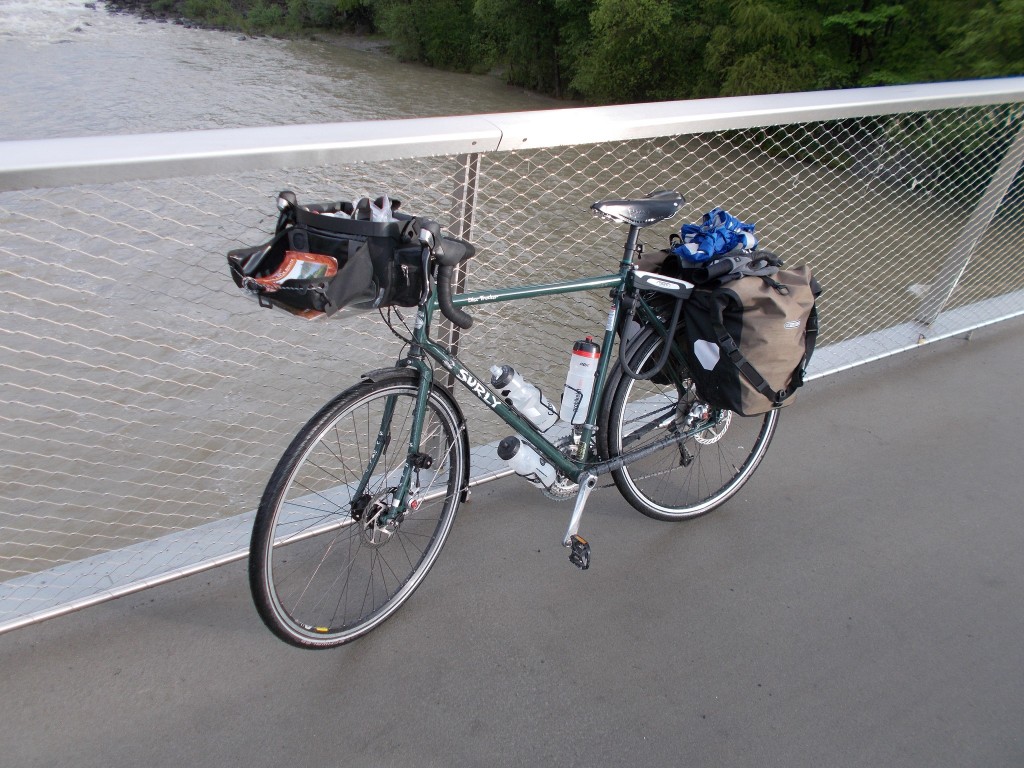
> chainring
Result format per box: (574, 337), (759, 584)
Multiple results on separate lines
(542, 435), (585, 501)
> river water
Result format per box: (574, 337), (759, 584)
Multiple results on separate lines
(0, 0), (562, 141)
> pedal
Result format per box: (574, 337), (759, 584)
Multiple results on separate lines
(568, 534), (591, 570)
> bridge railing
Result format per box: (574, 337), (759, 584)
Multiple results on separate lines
(2, 78), (1023, 633)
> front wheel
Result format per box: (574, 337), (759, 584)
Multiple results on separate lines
(249, 377), (467, 648)
(599, 327), (778, 521)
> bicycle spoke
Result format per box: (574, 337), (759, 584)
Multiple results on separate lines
(250, 380), (465, 647)
(603, 328), (777, 521)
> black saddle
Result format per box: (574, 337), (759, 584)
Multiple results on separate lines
(591, 190), (684, 228)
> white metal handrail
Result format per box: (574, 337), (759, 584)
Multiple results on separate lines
(2, 78), (1023, 191)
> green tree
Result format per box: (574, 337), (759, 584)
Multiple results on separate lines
(823, 1), (905, 81)
(699, 0), (826, 96)
(552, 0), (596, 95)
(285, 0), (375, 29)
(474, 0), (565, 95)
(181, 0), (244, 27)
(571, 0), (696, 103)
(116, 0), (1024, 103)
(377, 0), (476, 69)
(818, 0), (964, 87)
(246, 0), (286, 32)
(947, 0), (1024, 78)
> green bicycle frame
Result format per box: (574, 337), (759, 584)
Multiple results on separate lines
(371, 232), (696, 523)
(419, 272), (624, 478)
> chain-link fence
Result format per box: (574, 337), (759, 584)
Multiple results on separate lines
(2, 82), (1023, 632)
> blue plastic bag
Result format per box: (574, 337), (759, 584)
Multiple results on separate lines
(671, 208), (758, 263)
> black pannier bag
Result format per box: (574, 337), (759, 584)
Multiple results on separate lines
(227, 192), (430, 319)
(681, 263), (821, 416)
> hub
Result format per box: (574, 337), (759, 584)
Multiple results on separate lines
(360, 489), (400, 547)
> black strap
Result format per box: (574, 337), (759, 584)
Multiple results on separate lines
(709, 294), (796, 407)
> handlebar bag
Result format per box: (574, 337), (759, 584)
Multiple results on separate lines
(680, 264), (821, 416)
(227, 194), (427, 319)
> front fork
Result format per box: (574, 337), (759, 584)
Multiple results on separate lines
(352, 357), (435, 527)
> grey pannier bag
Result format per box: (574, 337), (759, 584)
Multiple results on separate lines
(681, 263), (821, 416)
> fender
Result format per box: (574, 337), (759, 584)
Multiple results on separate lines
(361, 366), (472, 502)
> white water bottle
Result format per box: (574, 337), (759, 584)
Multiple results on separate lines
(559, 336), (601, 424)
(497, 436), (558, 488)
(489, 365), (559, 432)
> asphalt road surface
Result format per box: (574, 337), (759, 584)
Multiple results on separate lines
(2, 320), (1023, 768)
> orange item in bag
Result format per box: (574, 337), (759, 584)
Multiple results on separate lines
(252, 251), (337, 292)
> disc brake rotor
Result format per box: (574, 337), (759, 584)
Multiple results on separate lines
(694, 410), (732, 445)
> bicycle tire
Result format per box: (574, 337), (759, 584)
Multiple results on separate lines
(249, 377), (466, 648)
(599, 327), (778, 521)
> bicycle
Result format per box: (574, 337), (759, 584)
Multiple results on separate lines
(247, 190), (779, 648)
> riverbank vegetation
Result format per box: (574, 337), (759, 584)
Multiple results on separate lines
(106, 0), (1024, 103)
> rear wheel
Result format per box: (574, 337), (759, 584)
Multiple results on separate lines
(600, 328), (778, 521)
(249, 378), (466, 648)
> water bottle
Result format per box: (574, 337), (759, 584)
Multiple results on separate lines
(489, 365), (559, 432)
(559, 336), (601, 424)
(497, 436), (558, 488)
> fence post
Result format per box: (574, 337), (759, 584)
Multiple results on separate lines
(916, 121), (1024, 325)
(444, 153), (481, 388)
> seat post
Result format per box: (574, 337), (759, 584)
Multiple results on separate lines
(621, 224), (641, 266)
